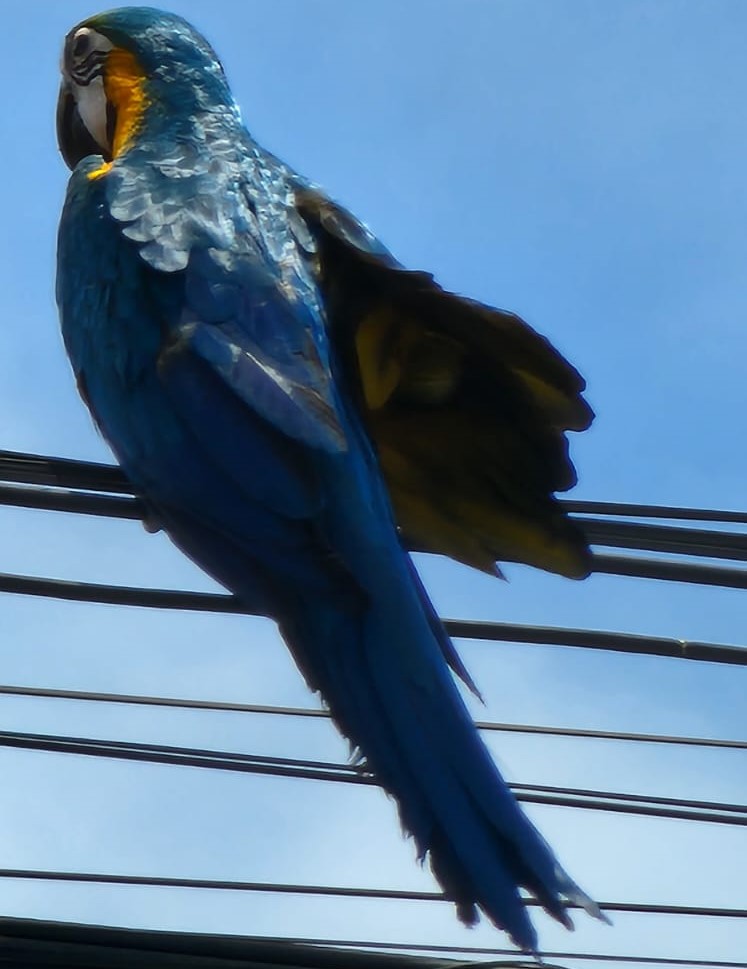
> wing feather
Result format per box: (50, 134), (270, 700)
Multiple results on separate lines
(296, 188), (594, 578)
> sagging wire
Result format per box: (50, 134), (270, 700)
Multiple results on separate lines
(0, 729), (744, 826)
(1, 683), (743, 750)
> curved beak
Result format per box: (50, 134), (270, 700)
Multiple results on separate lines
(56, 80), (102, 170)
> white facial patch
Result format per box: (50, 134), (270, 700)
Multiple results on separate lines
(65, 26), (114, 153)
(72, 75), (109, 151)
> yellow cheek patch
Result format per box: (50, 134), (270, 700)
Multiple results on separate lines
(88, 47), (149, 180)
(104, 47), (149, 156)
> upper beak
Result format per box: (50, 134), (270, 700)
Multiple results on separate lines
(56, 80), (102, 170)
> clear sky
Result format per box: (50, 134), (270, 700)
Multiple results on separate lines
(0, 2), (745, 966)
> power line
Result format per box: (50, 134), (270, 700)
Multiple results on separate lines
(564, 499), (747, 526)
(195, 935), (747, 968)
(2, 683), (743, 751)
(0, 729), (744, 826)
(0, 728), (364, 785)
(592, 553), (747, 589)
(5, 448), (747, 527)
(0, 449), (135, 494)
(580, 517), (747, 561)
(0, 481), (143, 520)
(0, 570), (745, 665)
(0, 869), (744, 921)
(6, 479), (747, 566)
(0, 570), (242, 613)
(5, 452), (747, 590)
(513, 782), (747, 817)
(0, 919), (744, 969)
(445, 620), (747, 665)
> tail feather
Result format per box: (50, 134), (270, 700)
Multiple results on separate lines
(280, 607), (435, 851)
(284, 606), (532, 947)
(403, 552), (482, 699)
(369, 655), (535, 943)
(281, 572), (600, 952)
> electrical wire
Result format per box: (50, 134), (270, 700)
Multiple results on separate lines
(0, 729), (744, 826)
(579, 517), (747, 561)
(5, 452), (747, 590)
(591, 553), (747, 589)
(1, 918), (745, 969)
(178, 934), (747, 968)
(5, 480), (747, 565)
(4, 448), (747, 526)
(0, 449), (135, 494)
(2, 569), (743, 665)
(564, 499), (747, 526)
(2, 683), (743, 750)
(0, 869), (744, 921)
(0, 482), (143, 520)
(444, 620), (747, 665)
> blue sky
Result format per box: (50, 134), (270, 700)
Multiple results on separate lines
(0, 1), (745, 966)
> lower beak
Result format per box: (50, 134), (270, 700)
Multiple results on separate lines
(56, 82), (103, 170)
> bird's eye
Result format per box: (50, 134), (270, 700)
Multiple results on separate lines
(71, 28), (92, 61)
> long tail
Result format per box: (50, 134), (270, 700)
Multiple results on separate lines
(280, 561), (604, 952)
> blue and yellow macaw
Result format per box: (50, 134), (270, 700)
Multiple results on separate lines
(56, 8), (601, 951)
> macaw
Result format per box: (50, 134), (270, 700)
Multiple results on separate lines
(55, 7), (601, 951)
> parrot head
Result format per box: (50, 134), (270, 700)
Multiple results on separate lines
(57, 6), (234, 171)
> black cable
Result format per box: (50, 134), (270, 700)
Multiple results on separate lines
(0, 450), (134, 494)
(1, 919), (744, 969)
(5, 453), (747, 583)
(7, 480), (747, 569)
(0, 482), (144, 520)
(0, 869), (744, 921)
(512, 782), (747, 816)
(0, 729), (744, 826)
(5, 480), (747, 587)
(592, 553), (747, 589)
(564, 498), (747, 525)
(580, 518), (747, 561)
(0, 571), (745, 665)
(2, 683), (743, 751)
(0, 729), (368, 785)
(0, 571), (243, 613)
(217, 935), (747, 968)
(5, 448), (747, 526)
(445, 619), (747, 665)
(6, 452), (747, 576)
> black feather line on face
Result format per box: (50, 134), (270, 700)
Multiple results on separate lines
(68, 48), (107, 86)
